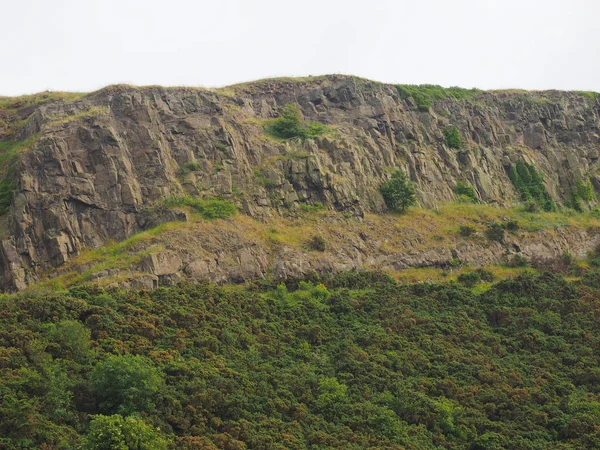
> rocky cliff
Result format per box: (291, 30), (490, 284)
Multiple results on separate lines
(1, 75), (600, 290)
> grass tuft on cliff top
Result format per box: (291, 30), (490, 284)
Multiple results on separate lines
(396, 84), (482, 111)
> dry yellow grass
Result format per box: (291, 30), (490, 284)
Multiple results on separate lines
(33, 202), (600, 290)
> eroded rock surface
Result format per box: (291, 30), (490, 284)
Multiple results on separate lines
(1, 76), (599, 290)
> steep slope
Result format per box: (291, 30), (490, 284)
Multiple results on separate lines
(1, 76), (600, 290)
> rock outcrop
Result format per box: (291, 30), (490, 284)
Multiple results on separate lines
(1, 75), (599, 290)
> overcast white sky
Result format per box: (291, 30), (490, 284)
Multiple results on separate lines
(1, 0), (598, 96)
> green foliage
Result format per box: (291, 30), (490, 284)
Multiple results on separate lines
(265, 104), (329, 140)
(475, 268), (495, 282)
(85, 415), (169, 450)
(254, 168), (279, 190)
(571, 177), (596, 211)
(509, 254), (529, 267)
(508, 161), (556, 211)
(0, 169), (16, 215)
(444, 126), (462, 149)
(380, 169), (417, 213)
(449, 257), (461, 268)
(396, 84), (481, 112)
(179, 161), (202, 175)
(90, 355), (163, 415)
(43, 320), (91, 363)
(307, 235), (326, 251)
(523, 200), (540, 213)
(485, 222), (505, 242)
(299, 201), (325, 212)
(163, 196), (236, 219)
(458, 224), (476, 237)
(5, 272), (600, 447)
(576, 91), (600, 101)
(0, 137), (38, 214)
(454, 181), (477, 203)
(457, 271), (481, 287)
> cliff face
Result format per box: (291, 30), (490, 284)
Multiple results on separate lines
(1, 75), (600, 290)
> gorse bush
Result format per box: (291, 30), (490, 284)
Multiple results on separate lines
(163, 196), (236, 219)
(266, 104), (329, 140)
(444, 126), (462, 149)
(457, 271), (481, 287)
(85, 414), (169, 450)
(508, 161), (555, 211)
(380, 169), (417, 213)
(4, 272), (600, 447)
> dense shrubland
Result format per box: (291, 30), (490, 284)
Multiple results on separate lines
(3, 270), (600, 448)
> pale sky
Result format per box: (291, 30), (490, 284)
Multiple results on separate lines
(1, 0), (599, 96)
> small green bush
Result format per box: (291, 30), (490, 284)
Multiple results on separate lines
(485, 222), (505, 242)
(300, 201), (325, 212)
(458, 271), (481, 287)
(444, 126), (462, 149)
(307, 235), (327, 252)
(164, 196), (236, 220)
(474, 268), (495, 282)
(455, 181), (477, 203)
(179, 161), (202, 175)
(509, 254), (528, 267)
(380, 169), (417, 213)
(459, 225), (476, 237)
(266, 104), (329, 140)
(505, 220), (519, 232)
(562, 251), (575, 267)
(449, 257), (462, 268)
(523, 200), (540, 213)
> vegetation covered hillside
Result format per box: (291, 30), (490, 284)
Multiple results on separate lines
(3, 271), (600, 448)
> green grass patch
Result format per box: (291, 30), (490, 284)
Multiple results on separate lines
(576, 91), (600, 101)
(163, 196), (236, 219)
(0, 91), (86, 112)
(396, 84), (481, 111)
(300, 201), (325, 212)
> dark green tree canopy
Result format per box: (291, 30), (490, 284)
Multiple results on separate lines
(380, 169), (417, 213)
(90, 354), (162, 416)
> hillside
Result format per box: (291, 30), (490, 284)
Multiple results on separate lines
(1, 76), (600, 290)
(3, 271), (600, 449)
